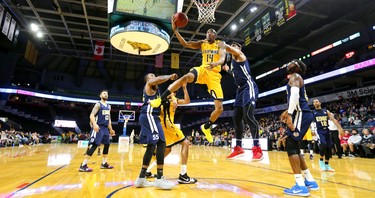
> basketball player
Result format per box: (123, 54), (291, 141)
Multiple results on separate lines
(312, 99), (344, 171)
(300, 127), (314, 160)
(149, 17), (227, 143)
(280, 60), (319, 196)
(218, 42), (263, 161)
(79, 90), (115, 172)
(146, 83), (198, 184)
(135, 73), (178, 190)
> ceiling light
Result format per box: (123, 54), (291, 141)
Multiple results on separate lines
(30, 23), (39, 32)
(231, 24), (237, 31)
(239, 18), (244, 23)
(36, 32), (43, 38)
(373, 25), (375, 30)
(250, 7), (257, 13)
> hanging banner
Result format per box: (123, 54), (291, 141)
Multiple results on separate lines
(275, 0), (285, 27)
(244, 27), (251, 46)
(7, 18), (16, 41)
(254, 20), (262, 42)
(262, 13), (271, 36)
(155, 53), (163, 68)
(286, 0), (297, 21)
(2, 12), (11, 35)
(171, 53), (179, 69)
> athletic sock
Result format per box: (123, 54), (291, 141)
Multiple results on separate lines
(82, 159), (89, 166)
(294, 174), (305, 186)
(325, 161), (329, 165)
(300, 149), (304, 155)
(236, 139), (242, 147)
(204, 120), (213, 129)
(180, 165), (187, 175)
(102, 157), (107, 164)
(139, 168), (147, 178)
(157, 169), (163, 179)
(302, 169), (315, 182)
(309, 150), (313, 155)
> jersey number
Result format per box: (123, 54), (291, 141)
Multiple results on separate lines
(207, 54), (214, 63)
(320, 121), (328, 127)
(152, 134), (159, 141)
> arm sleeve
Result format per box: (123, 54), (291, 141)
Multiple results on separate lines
(287, 86), (300, 114)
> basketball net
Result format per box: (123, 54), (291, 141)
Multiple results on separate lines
(193, 0), (219, 23)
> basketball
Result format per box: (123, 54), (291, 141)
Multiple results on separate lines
(173, 12), (188, 28)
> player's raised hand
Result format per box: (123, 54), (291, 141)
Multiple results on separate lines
(170, 73), (178, 80)
(280, 110), (295, 131)
(171, 16), (177, 31)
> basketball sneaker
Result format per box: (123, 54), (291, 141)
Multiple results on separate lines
(227, 146), (245, 159)
(149, 97), (162, 108)
(134, 177), (154, 188)
(284, 183), (310, 196)
(319, 160), (326, 171)
(325, 164), (335, 172)
(309, 154), (314, 160)
(304, 180), (319, 190)
(100, 162), (114, 169)
(252, 146), (264, 161)
(200, 124), (213, 143)
(178, 173), (198, 184)
(154, 176), (175, 190)
(145, 172), (157, 178)
(79, 164), (93, 172)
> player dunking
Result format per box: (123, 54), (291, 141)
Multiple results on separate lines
(312, 98), (343, 172)
(149, 17), (227, 143)
(79, 90), (115, 172)
(280, 60), (319, 196)
(219, 42), (263, 161)
(146, 83), (198, 184)
(134, 73), (178, 190)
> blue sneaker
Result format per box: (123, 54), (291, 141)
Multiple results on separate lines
(304, 180), (319, 191)
(284, 183), (310, 196)
(319, 160), (326, 171)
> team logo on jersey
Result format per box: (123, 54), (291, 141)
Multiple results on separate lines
(293, 132), (299, 137)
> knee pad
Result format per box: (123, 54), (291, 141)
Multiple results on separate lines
(103, 144), (110, 155)
(286, 138), (300, 156)
(86, 144), (98, 156)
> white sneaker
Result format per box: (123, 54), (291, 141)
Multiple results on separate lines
(134, 177), (154, 188)
(154, 176), (175, 190)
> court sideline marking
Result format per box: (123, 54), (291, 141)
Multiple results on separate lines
(5, 165), (67, 198)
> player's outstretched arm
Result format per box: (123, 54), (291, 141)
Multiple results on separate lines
(147, 73), (178, 86)
(172, 16), (202, 50)
(327, 110), (344, 134)
(90, 103), (100, 132)
(177, 83), (190, 105)
(219, 42), (246, 62)
(207, 42), (227, 70)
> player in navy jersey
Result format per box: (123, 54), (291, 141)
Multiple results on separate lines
(280, 59), (319, 196)
(135, 73), (178, 190)
(79, 90), (115, 172)
(312, 99), (343, 171)
(220, 42), (263, 161)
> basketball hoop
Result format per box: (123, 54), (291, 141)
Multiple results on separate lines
(193, 0), (219, 23)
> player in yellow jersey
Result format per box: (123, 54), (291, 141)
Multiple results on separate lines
(146, 83), (197, 184)
(149, 17), (227, 144)
(300, 127), (314, 160)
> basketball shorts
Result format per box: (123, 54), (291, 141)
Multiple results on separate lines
(287, 111), (314, 141)
(317, 129), (333, 146)
(139, 113), (165, 144)
(233, 85), (258, 107)
(162, 121), (185, 147)
(190, 65), (223, 100)
(90, 126), (110, 146)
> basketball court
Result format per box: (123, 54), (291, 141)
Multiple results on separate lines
(0, 144), (374, 197)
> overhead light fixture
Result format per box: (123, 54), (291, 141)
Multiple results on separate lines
(239, 18), (244, 23)
(250, 6), (257, 13)
(36, 32), (43, 38)
(30, 23), (39, 32)
(372, 25), (375, 30)
(231, 24), (237, 31)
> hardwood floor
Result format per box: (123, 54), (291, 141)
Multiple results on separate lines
(0, 143), (374, 197)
